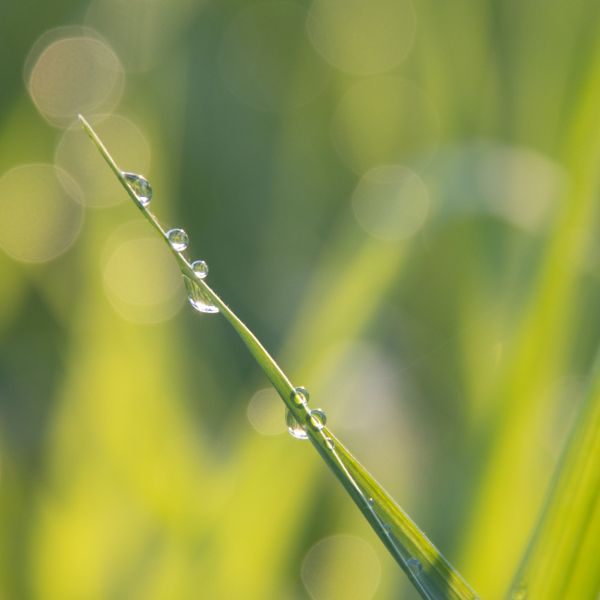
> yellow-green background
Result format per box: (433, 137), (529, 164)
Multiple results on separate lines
(1, 0), (599, 598)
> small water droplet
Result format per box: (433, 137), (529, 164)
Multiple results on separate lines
(184, 276), (219, 314)
(324, 437), (335, 450)
(368, 497), (375, 506)
(309, 408), (327, 430)
(407, 558), (423, 575)
(286, 409), (308, 440)
(123, 172), (152, 206)
(167, 228), (189, 252)
(290, 386), (310, 406)
(191, 259), (209, 279)
(512, 584), (527, 600)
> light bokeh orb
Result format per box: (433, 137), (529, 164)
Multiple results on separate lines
(0, 164), (84, 263)
(307, 0), (416, 75)
(352, 165), (429, 242)
(25, 27), (124, 127)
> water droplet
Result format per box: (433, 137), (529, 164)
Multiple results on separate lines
(407, 558), (423, 575)
(368, 497), (375, 506)
(184, 276), (219, 314)
(290, 386), (310, 406)
(324, 437), (335, 450)
(191, 259), (209, 279)
(167, 228), (189, 252)
(123, 172), (152, 206)
(286, 409), (308, 440)
(512, 584), (527, 600)
(309, 408), (327, 430)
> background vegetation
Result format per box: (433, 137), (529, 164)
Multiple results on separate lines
(1, 0), (599, 598)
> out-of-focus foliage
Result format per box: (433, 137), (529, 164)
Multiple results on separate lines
(0, 0), (599, 599)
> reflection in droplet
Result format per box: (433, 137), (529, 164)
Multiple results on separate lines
(307, 0), (416, 75)
(123, 172), (152, 206)
(247, 388), (286, 436)
(191, 259), (209, 279)
(166, 228), (189, 252)
(291, 386), (310, 406)
(286, 409), (308, 440)
(25, 28), (124, 126)
(330, 76), (438, 173)
(184, 276), (219, 314)
(55, 114), (151, 208)
(309, 408), (327, 431)
(219, 1), (330, 112)
(102, 222), (184, 324)
(352, 165), (429, 242)
(0, 164), (84, 263)
(302, 535), (381, 600)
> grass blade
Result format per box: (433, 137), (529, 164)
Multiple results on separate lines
(79, 114), (479, 600)
(509, 351), (600, 599)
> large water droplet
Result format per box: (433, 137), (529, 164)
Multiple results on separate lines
(184, 276), (219, 314)
(167, 228), (189, 252)
(290, 386), (310, 406)
(309, 408), (327, 430)
(191, 259), (209, 279)
(407, 558), (423, 575)
(123, 172), (152, 207)
(286, 409), (308, 440)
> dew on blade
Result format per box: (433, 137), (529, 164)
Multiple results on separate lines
(324, 437), (335, 450)
(309, 408), (327, 430)
(123, 172), (152, 206)
(191, 259), (209, 279)
(167, 228), (189, 252)
(407, 558), (423, 575)
(286, 409), (308, 440)
(184, 276), (219, 314)
(290, 386), (310, 406)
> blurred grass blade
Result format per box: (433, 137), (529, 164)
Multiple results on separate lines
(79, 114), (479, 600)
(510, 352), (600, 599)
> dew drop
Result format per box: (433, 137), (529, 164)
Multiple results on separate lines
(286, 409), (308, 440)
(407, 558), (423, 575)
(324, 437), (335, 450)
(167, 228), (189, 252)
(123, 172), (152, 207)
(309, 408), (327, 430)
(191, 259), (209, 279)
(368, 497), (375, 506)
(184, 276), (219, 314)
(290, 386), (310, 406)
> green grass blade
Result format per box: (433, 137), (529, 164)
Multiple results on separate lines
(509, 351), (600, 599)
(79, 114), (479, 600)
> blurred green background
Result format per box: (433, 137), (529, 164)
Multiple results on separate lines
(1, 0), (600, 598)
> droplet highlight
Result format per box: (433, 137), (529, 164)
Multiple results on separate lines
(191, 259), (209, 279)
(512, 584), (527, 600)
(167, 228), (189, 252)
(123, 172), (152, 207)
(184, 276), (219, 314)
(286, 409), (308, 440)
(309, 408), (327, 430)
(290, 386), (310, 406)
(324, 437), (335, 450)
